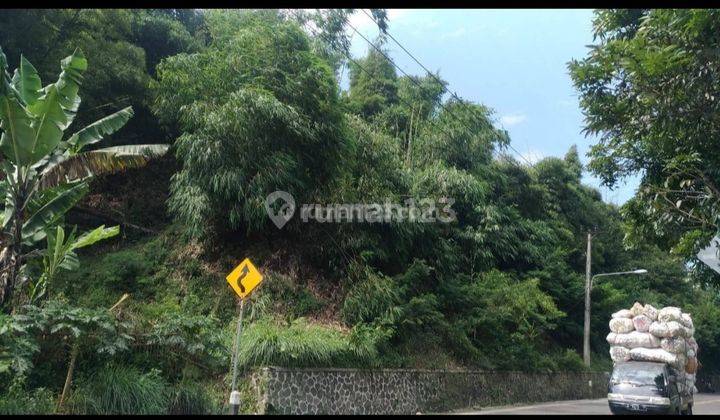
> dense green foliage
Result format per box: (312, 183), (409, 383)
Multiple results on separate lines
(569, 9), (720, 277)
(0, 47), (168, 310)
(68, 366), (170, 414)
(0, 9), (203, 145)
(155, 11), (348, 237)
(2, 8), (720, 414)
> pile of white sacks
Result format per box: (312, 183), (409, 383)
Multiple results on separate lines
(607, 302), (698, 395)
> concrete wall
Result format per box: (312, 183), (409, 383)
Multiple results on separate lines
(251, 367), (610, 414)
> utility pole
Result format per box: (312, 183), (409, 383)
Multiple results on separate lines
(583, 231), (592, 367)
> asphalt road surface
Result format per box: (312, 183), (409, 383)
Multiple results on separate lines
(453, 394), (720, 415)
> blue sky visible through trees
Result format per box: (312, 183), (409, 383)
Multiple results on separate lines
(342, 8), (641, 205)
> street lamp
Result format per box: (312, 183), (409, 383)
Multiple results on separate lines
(583, 268), (648, 367)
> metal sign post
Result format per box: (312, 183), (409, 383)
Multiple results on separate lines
(225, 258), (263, 415)
(228, 298), (245, 415)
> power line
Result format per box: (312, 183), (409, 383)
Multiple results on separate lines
(344, 18), (488, 130)
(359, 9), (534, 166)
(288, 9), (472, 155)
(292, 10), (532, 167)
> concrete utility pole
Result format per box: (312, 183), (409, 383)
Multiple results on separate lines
(584, 232), (592, 367)
(583, 228), (648, 367)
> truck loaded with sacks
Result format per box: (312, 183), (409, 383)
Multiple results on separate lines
(606, 302), (699, 415)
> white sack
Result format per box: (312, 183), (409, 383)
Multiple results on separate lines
(610, 346), (631, 363)
(686, 326), (695, 338)
(610, 317), (635, 334)
(658, 307), (683, 323)
(614, 331), (661, 349)
(630, 302), (645, 317)
(680, 313), (694, 329)
(643, 304), (659, 321)
(660, 337), (688, 354)
(612, 309), (634, 319)
(649, 321), (689, 338)
(629, 347), (678, 365)
(633, 315), (652, 332)
(607, 332), (618, 345)
(629, 348), (686, 370)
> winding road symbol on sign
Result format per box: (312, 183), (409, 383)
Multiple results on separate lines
(236, 265), (250, 293)
(226, 258), (263, 299)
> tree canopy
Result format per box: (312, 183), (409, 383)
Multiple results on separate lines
(569, 9), (720, 274)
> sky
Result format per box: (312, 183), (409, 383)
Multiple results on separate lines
(342, 9), (640, 205)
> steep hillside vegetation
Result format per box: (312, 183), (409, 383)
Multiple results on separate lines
(2, 9), (720, 414)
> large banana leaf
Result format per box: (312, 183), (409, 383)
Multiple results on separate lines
(0, 46), (6, 73)
(24, 180), (82, 220)
(65, 106), (134, 153)
(11, 56), (41, 106)
(72, 225), (119, 250)
(0, 94), (35, 165)
(51, 225), (119, 271)
(51, 48), (86, 120)
(94, 144), (169, 156)
(21, 181), (88, 245)
(38, 144), (169, 190)
(26, 85), (66, 162)
(0, 160), (17, 229)
(0, 50), (87, 167)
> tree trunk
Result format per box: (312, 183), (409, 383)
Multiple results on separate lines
(56, 343), (80, 413)
(406, 107), (415, 165)
(0, 184), (26, 311)
(55, 294), (129, 413)
(0, 244), (20, 311)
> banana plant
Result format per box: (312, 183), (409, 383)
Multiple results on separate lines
(27, 225), (120, 304)
(0, 46), (169, 310)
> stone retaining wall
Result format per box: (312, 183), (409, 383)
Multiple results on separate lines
(697, 374), (720, 393)
(251, 367), (610, 414)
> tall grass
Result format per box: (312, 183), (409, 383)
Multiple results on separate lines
(68, 365), (169, 414)
(0, 385), (54, 414)
(236, 317), (377, 369)
(168, 381), (217, 415)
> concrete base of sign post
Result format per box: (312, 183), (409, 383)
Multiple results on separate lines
(229, 390), (241, 415)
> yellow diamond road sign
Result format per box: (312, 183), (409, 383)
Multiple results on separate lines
(226, 258), (263, 299)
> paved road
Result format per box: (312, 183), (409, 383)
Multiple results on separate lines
(452, 393), (720, 415)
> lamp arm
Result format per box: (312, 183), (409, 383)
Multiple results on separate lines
(591, 270), (647, 288)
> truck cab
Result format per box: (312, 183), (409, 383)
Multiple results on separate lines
(608, 361), (693, 415)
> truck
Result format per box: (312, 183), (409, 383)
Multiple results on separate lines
(608, 361), (694, 415)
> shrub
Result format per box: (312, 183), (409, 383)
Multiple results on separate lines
(168, 381), (216, 415)
(0, 377), (55, 415)
(142, 310), (227, 378)
(341, 266), (401, 325)
(68, 365), (169, 414)
(235, 317), (377, 369)
(554, 349), (587, 373)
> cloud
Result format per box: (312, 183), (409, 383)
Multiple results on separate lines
(500, 113), (527, 127)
